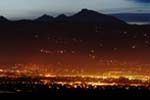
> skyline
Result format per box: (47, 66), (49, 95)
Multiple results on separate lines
(0, 0), (150, 19)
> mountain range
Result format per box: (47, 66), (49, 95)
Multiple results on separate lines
(0, 9), (150, 64)
(0, 9), (127, 26)
(1, 9), (150, 25)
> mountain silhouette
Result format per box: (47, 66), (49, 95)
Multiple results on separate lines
(0, 16), (8, 22)
(35, 9), (127, 26)
(0, 9), (150, 64)
(0, 9), (127, 26)
(35, 14), (54, 22)
(55, 14), (68, 21)
(69, 9), (126, 25)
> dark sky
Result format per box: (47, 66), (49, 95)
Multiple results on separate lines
(0, 0), (149, 19)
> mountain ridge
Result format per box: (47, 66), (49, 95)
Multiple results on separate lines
(0, 9), (127, 26)
(0, 16), (9, 22)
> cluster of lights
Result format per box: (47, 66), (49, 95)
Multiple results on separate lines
(0, 62), (149, 88)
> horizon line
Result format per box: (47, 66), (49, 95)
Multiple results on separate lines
(0, 7), (150, 20)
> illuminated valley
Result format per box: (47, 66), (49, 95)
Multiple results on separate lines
(0, 4), (150, 97)
(0, 62), (150, 90)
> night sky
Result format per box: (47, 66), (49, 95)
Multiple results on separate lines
(0, 0), (150, 19)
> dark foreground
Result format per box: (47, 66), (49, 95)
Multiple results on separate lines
(1, 86), (150, 99)
(0, 77), (150, 98)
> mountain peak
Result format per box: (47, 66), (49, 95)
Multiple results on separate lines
(69, 9), (126, 25)
(55, 14), (68, 21)
(0, 16), (8, 21)
(76, 9), (102, 16)
(41, 14), (52, 18)
(33, 9), (126, 26)
(35, 14), (54, 22)
(56, 14), (67, 19)
(81, 8), (89, 12)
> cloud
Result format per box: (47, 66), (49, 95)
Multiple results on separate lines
(128, 0), (150, 3)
